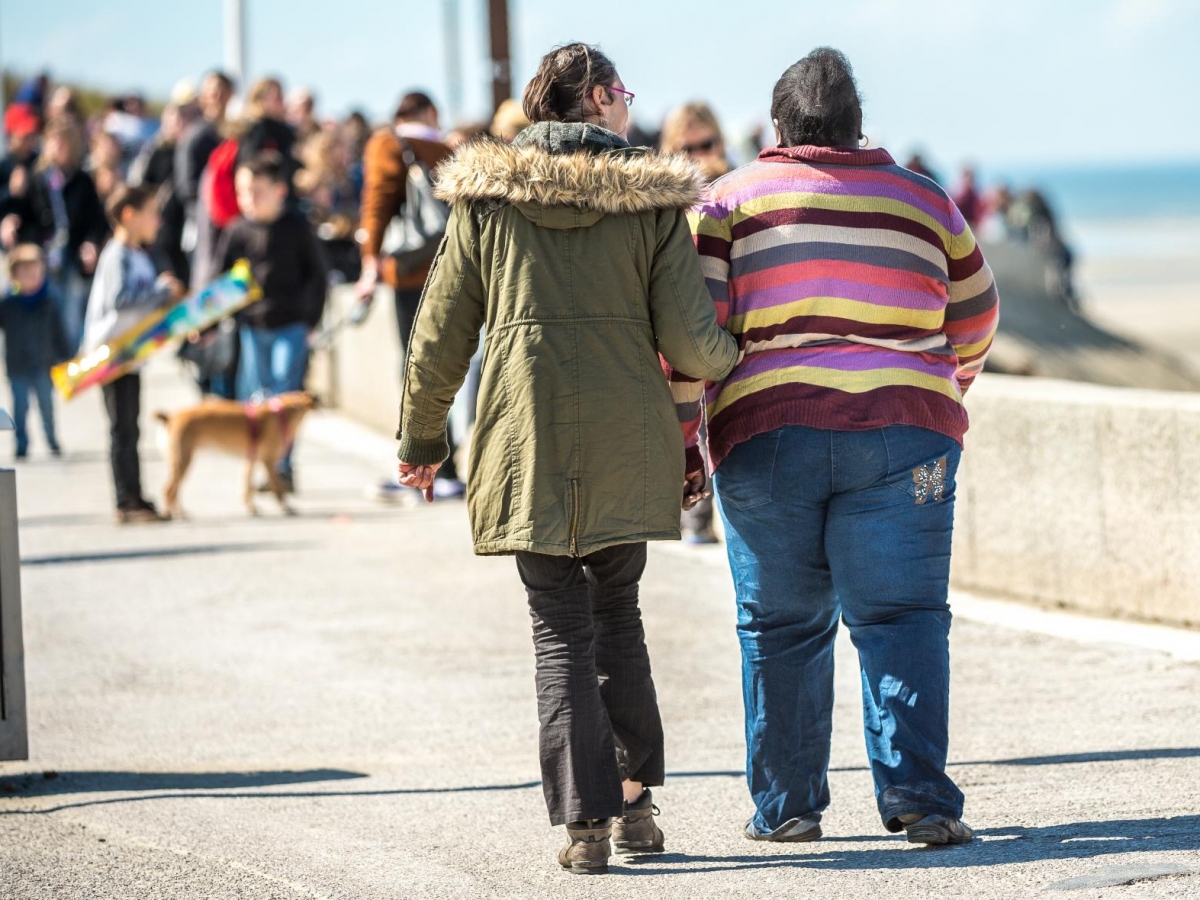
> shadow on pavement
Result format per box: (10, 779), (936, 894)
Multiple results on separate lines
(19, 512), (124, 528)
(0, 774), (544, 815)
(0, 769), (367, 797)
(21, 542), (311, 567)
(617, 815), (1200, 873)
(9, 749), (1198, 814)
(984, 748), (1200, 766)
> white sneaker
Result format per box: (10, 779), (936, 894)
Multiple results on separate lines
(744, 816), (823, 842)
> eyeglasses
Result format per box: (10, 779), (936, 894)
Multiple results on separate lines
(609, 86), (635, 107)
(682, 137), (720, 155)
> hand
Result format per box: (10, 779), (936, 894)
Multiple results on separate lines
(354, 256), (379, 302)
(79, 241), (98, 275)
(399, 461), (442, 504)
(0, 214), (20, 250)
(682, 469), (711, 511)
(8, 165), (27, 198)
(158, 274), (186, 302)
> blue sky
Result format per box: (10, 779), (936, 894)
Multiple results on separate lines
(4, 0), (1199, 170)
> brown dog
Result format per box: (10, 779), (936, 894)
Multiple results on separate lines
(155, 392), (317, 518)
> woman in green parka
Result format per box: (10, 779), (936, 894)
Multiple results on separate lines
(397, 43), (738, 874)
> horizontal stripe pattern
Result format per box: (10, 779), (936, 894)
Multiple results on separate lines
(688, 144), (999, 469)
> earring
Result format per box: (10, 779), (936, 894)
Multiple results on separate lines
(859, 134), (868, 147)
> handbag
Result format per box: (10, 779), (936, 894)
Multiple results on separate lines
(382, 137), (450, 277)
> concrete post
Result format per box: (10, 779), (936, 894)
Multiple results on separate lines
(0, 467), (27, 761)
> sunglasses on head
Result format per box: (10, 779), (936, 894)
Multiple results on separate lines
(682, 137), (719, 155)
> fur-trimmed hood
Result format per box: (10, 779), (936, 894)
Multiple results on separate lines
(434, 122), (703, 215)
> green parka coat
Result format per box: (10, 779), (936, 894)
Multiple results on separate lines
(398, 122), (738, 556)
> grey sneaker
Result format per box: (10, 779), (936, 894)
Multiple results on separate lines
(559, 819), (611, 874)
(613, 789), (664, 855)
(900, 813), (974, 845)
(744, 815), (823, 842)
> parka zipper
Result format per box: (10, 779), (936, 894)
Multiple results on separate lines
(569, 478), (581, 557)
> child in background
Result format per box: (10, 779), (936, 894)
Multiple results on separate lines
(0, 245), (69, 459)
(81, 185), (186, 523)
(218, 152), (327, 494)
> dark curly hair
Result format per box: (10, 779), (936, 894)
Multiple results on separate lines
(771, 47), (863, 149)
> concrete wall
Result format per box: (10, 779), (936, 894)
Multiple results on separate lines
(954, 375), (1200, 627)
(311, 286), (403, 437)
(310, 294), (1200, 628)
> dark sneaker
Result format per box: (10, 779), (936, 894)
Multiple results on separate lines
(744, 815), (823, 842)
(613, 789), (664, 855)
(684, 526), (720, 545)
(14, 449), (27, 461)
(900, 814), (974, 845)
(559, 819), (611, 875)
(116, 506), (168, 525)
(49, 444), (62, 458)
(258, 473), (295, 495)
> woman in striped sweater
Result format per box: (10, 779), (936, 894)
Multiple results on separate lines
(688, 48), (998, 846)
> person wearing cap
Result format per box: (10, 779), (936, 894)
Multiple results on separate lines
(0, 245), (69, 459)
(0, 104), (47, 251)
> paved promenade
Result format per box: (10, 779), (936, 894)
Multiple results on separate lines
(2, 360), (1200, 898)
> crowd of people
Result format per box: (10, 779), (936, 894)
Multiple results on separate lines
(0, 38), (1033, 876)
(0, 66), (1062, 526)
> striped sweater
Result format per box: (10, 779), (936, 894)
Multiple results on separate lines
(685, 145), (999, 470)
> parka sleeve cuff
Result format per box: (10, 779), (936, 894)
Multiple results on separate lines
(397, 431), (450, 466)
(685, 445), (705, 476)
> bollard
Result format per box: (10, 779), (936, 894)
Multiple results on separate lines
(0, 408), (27, 761)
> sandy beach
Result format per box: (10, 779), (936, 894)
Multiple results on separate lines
(1072, 217), (1200, 373)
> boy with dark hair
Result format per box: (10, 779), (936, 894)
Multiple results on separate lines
(218, 151), (327, 493)
(0, 244), (69, 458)
(83, 184), (187, 523)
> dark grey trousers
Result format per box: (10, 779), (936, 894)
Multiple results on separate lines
(516, 542), (665, 825)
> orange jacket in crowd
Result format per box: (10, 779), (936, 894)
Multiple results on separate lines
(359, 127), (453, 292)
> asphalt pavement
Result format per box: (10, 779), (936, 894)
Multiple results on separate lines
(2, 359), (1199, 899)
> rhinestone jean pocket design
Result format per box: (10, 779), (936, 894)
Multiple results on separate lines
(912, 457), (948, 505)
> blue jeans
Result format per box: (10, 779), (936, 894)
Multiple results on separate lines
(52, 263), (90, 356)
(11, 371), (59, 455)
(715, 425), (965, 833)
(236, 323), (309, 476)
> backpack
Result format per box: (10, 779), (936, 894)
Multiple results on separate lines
(205, 138), (241, 230)
(381, 136), (450, 276)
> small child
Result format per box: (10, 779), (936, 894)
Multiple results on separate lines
(0, 245), (69, 459)
(218, 151), (328, 493)
(81, 185), (186, 523)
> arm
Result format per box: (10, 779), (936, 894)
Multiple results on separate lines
(649, 209), (738, 382)
(654, 205), (738, 473)
(298, 218), (330, 329)
(110, 247), (173, 311)
(943, 208), (999, 395)
(355, 130), (406, 296)
(79, 174), (107, 247)
(396, 203), (485, 467)
(174, 128), (196, 203)
(50, 297), (72, 363)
